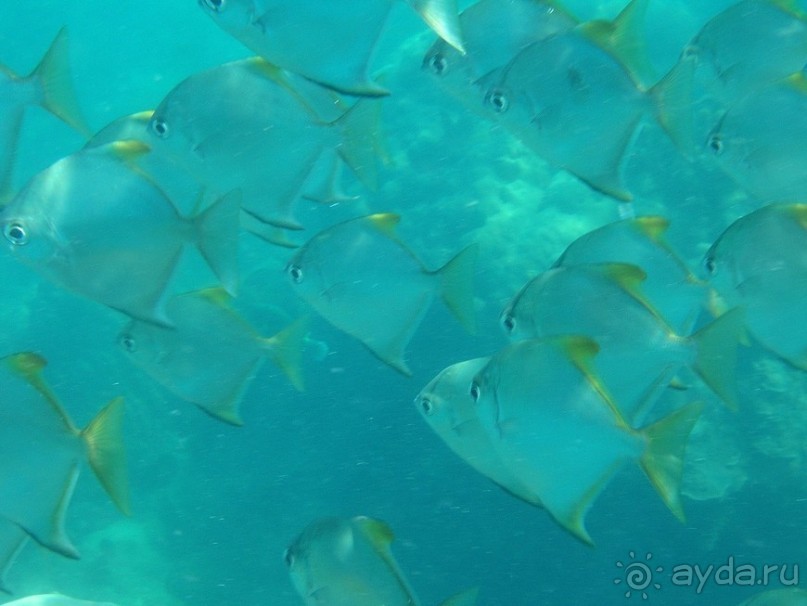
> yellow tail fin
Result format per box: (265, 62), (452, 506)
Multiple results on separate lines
(82, 397), (130, 516)
(639, 401), (704, 522)
(32, 27), (91, 137)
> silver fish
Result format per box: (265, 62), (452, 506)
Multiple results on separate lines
(119, 288), (307, 425)
(285, 516), (478, 606)
(199, 0), (464, 96)
(477, 0), (693, 200)
(706, 73), (807, 203)
(0, 353), (128, 559)
(500, 262), (741, 422)
(553, 216), (708, 333)
(146, 58), (379, 230)
(0, 141), (240, 325)
(422, 0), (577, 108)
(704, 202), (807, 370)
(471, 336), (704, 544)
(0, 28), (89, 202)
(415, 357), (543, 507)
(285, 213), (477, 375)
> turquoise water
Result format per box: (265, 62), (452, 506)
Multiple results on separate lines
(0, 1), (804, 605)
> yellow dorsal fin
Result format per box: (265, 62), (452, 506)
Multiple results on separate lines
(599, 261), (647, 294)
(4, 352), (76, 432)
(555, 335), (630, 429)
(768, 0), (807, 20)
(787, 202), (807, 230)
(579, 0), (655, 87)
(108, 139), (151, 161)
(783, 71), (807, 94)
(633, 215), (669, 241)
(353, 516), (394, 548)
(195, 286), (234, 309)
(366, 213), (401, 238)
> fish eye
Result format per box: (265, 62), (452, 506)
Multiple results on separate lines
(420, 397), (435, 416)
(703, 255), (717, 276)
(150, 118), (170, 139)
(287, 264), (304, 284)
(200, 0), (226, 12)
(681, 44), (699, 61)
(3, 222), (28, 246)
(426, 52), (448, 76)
(707, 133), (723, 155)
(501, 312), (516, 334)
(485, 89), (510, 113)
(282, 548), (294, 568)
(118, 333), (137, 353)
(470, 382), (481, 403)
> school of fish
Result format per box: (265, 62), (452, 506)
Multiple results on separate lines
(0, 0), (806, 603)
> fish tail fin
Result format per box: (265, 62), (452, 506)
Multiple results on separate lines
(194, 189), (241, 296)
(581, 0), (654, 87)
(436, 243), (478, 334)
(31, 27), (91, 137)
(261, 317), (309, 392)
(408, 0), (465, 53)
(81, 397), (130, 516)
(639, 400), (704, 522)
(650, 55), (696, 156)
(439, 587), (479, 606)
(691, 306), (744, 411)
(334, 99), (384, 191)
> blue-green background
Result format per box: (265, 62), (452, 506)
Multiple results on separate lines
(0, 1), (803, 605)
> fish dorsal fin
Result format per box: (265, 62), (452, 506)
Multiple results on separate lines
(353, 516), (394, 549)
(783, 71), (807, 95)
(596, 262), (677, 330)
(244, 58), (322, 117)
(130, 109), (155, 123)
(4, 352), (76, 432)
(599, 261), (647, 293)
(195, 286), (234, 310)
(365, 213), (401, 239)
(107, 139), (151, 162)
(579, 0), (655, 87)
(633, 215), (669, 241)
(768, 0), (807, 20)
(554, 335), (630, 428)
(786, 202), (807, 230)
(439, 587), (480, 606)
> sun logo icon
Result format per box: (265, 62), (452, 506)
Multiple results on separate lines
(614, 551), (663, 599)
